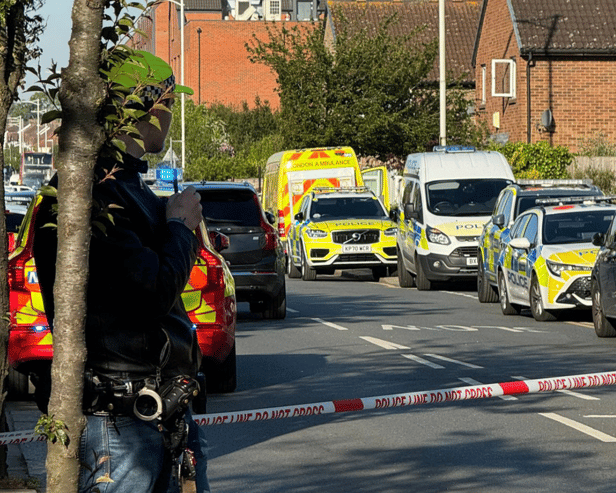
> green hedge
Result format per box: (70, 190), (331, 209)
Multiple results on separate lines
(484, 141), (573, 179)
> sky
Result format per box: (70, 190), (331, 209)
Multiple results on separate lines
(27, 1), (73, 91)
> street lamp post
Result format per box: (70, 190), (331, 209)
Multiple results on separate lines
(23, 100), (41, 151)
(164, 0), (186, 170)
(197, 28), (202, 104)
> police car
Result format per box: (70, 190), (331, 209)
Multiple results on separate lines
(478, 180), (602, 302)
(7, 187), (238, 399)
(496, 196), (616, 321)
(286, 187), (397, 281)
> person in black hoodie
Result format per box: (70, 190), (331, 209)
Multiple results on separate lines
(33, 50), (209, 493)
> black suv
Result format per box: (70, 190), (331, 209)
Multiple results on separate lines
(188, 181), (287, 319)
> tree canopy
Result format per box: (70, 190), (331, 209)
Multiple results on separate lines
(246, 12), (484, 159)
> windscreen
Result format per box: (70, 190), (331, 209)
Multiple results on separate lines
(543, 210), (615, 245)
(200, 190), (261, 227)
(426, 179), (511, 216)
(310, 196), (387, 220)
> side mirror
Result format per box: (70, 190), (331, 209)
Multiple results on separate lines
(403, 203), (419, 220)
(294, 211), (304, 222)
(209, 231), (230, 252)
(592, 232), (606, 247)
(493, 214), (505, 228)
(389, 207), (399, 222)
(265, 211), (276, 225)
(509, 237), (531, 250)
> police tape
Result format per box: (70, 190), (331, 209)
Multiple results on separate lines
(192, 370), (616, 426)
(2, 370), (616, 445)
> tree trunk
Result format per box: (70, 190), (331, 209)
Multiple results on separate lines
(0, 0), (32, 479)
(45, 1), (106, 492)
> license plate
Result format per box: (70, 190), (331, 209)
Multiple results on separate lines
(466, 257), (478, 266)
(342, 244), (372, 253)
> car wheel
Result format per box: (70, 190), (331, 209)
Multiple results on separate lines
(498, 271), (520, 315)
(264, 282), (287, 320)
(530, 274), (557, 321)
(372, 266), (387, 282)
(592, 278), (616, 337)
(415, 255), (432, 291)
(7, 367), (29, 400)
(397, 249), (414, 288)
(477, 255), (498, 303)
(287, 253), (301, 279)
(301, 245), (317, 281)
(204, 344), (237, 394)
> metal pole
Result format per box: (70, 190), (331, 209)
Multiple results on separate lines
(197, 28), (202, 104)
(180, 0), (185, 171)
(438, 0), (446, 146)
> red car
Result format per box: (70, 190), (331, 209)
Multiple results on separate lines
(7, 192), (237, 399)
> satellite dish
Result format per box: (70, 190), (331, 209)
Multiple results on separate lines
(541, 109), (554, 129)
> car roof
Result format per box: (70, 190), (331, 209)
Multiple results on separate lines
(521, 201), (616, 217)
(183, 181), (257, 192)
(310, 186), (376, 199)
(508, 179), (601, 196)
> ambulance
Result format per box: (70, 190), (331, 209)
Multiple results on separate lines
(396, 146), (514, 290)
(262, 147), (363, 251)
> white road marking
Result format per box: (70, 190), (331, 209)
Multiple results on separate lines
(512, 376), (600, 401)
(539, 412), (616, 442)
(458, 377), (517, 400)
(585, 415), (616, 418)
(441, 290), (478, 300)
(425, 354), (483, 369)
(382, 324), (421, 331)
(360, 336), (410, 350)
(311, 318), (348, 331)
(401, 354), (445, 369)
(286, 307), (299, 313)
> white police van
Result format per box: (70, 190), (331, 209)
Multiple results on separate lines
(395, 146), (514, 290)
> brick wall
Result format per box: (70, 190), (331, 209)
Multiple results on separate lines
(147, 4), (313, 109)
(474, 0), (616, 153)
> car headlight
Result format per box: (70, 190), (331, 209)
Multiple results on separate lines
(426, 225), (450, 245)
(546, 259), (590, 277)
(383, 227), (397, 236)
(305, 229), (328, 239)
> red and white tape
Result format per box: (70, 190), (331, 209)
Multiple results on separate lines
(2, 370), (616, 444)
(192, 370), (616, 426)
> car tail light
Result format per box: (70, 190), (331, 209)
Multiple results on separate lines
(277, 209), (286, 238)
(251, 195), (278, 251)
(8, 248), (29, 291)
(198, 247), (225, 292)
(7, 232), (16, 253)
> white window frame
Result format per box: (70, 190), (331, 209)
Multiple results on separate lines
(491, 59), (516, 98)
(481, 65), (487, 105)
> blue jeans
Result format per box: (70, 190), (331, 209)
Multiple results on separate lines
(187, 413), (211, 493)
(78, 414), (178, 493)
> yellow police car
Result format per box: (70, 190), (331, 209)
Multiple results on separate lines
(497, 197), (616, 321)
(286, 187), (397, 281)
(478, 180), (602, 303)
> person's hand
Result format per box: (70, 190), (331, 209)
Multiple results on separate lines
(166, 186), (202, 231)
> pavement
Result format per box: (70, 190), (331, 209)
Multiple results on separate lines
(3, 401), (46, 492)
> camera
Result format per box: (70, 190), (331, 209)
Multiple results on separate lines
(134, 375), (200, 422)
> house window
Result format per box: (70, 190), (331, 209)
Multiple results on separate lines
(481, 65), (487, 106)
(491, 58), (516, 98)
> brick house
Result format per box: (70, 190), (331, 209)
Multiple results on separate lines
(324, 0), (480, 86)
(134, 0), (325, 109)
(472, 0), (616, 152)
